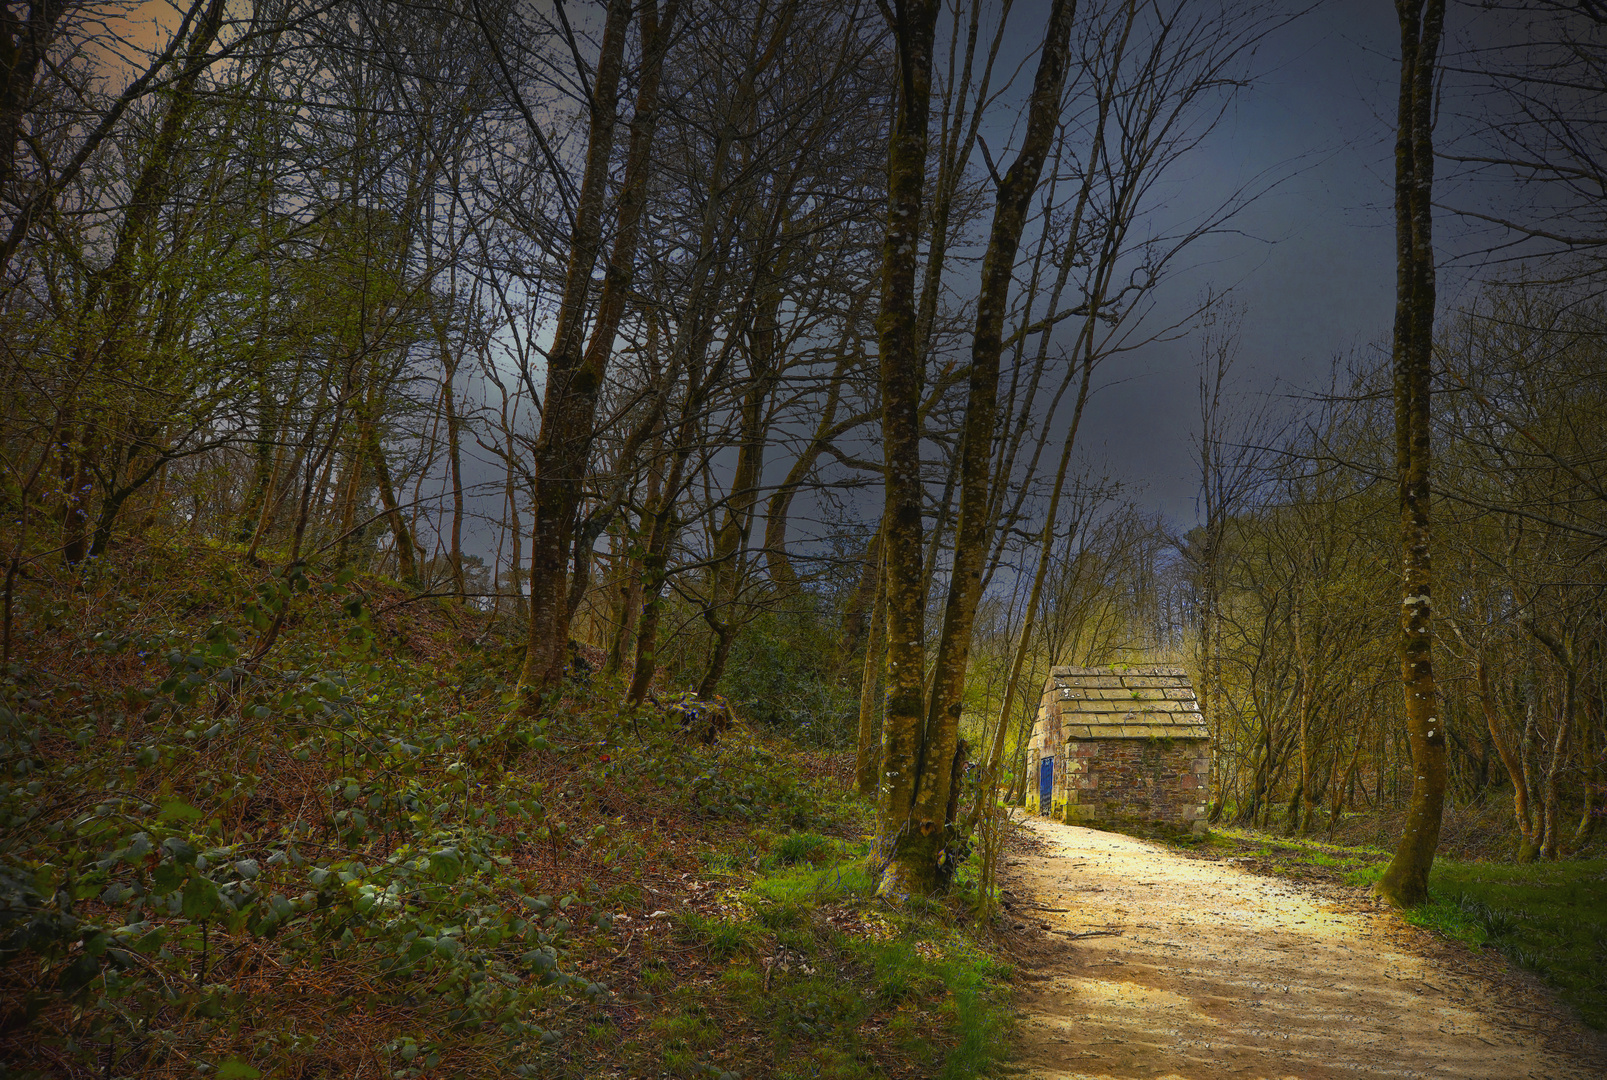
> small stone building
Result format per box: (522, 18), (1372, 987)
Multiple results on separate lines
(1027, 665), (1210, 830)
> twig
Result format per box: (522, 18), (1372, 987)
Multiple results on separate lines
(607, 932), (635, 964)
(1053, 928), (1124, 940)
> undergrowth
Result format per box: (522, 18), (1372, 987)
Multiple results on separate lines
(0, 537), (1015, 1078)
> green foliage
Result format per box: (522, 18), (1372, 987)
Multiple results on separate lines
(701, 849), (1014, 1080)
(1197, 826), (1390, 884)
(748, 860), (874, 906)
(0, 553), (607, 1076)
(677, 911), (761, 961)
(858, 939), (946, 1004)
(719, 608), (857, 750)
(675, 743), (845, 830)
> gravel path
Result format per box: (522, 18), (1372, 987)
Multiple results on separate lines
(1006, 817), (1605, 1080)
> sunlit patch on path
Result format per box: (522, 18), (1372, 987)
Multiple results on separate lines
(1007, 818), (1604, 1080)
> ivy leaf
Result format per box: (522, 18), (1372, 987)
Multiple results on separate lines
(429, 848), (462, 883)
(151, 861), (184, 893)
(159, 800), (202, 823)
(162, 838), (197, 865)
(57, 953), (102, 996)
(181, 876), (220, 921)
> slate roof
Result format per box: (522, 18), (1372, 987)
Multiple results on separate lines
(1043, 665), (1207, 740)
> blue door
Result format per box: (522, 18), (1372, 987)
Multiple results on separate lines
(1039, 756), (1054, 813)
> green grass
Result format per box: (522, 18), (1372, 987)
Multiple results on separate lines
(676, 911), (762, 961)
(1403, 859), (1607, 1029)
(661, 845), (1014, 1079)
(747, 858), (875, 906)
(840, 932), (1013, 1080)
(1199, 826), (1392, 884)
(766, 830), (838, 868)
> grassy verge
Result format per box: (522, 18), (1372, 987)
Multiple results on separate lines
(1149, 824), (1607, 1031)
(642, 837), (1014, 1080)
(0, 536), (1014, 1079)
(1205, 826), (1393, 886)
(1380, 859), (1606, 1030)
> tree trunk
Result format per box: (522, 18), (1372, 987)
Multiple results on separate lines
(364, 415), (419, 587)
(1538, 669), (1573, 860)
(1475, 655), (1539, 860)
(1374, 0), (1446, 909)
(607, 433), (663, 677)
(58, 411), (91, 564)
(441, 338), (467, 599)
(1291, 607), (1311, 835)
(521, 0), (677, 693)
(838, 530), (883, 671)
(1523, 621), (1577, 860)
(1572, 662), (1599, 850)
(333, 440), (362, 567)
(856, 540), (888, 798)
(875, 0), (1076, 899)
(1328, 725), (1366, 841)
(568, 319), (678, 632)
(627, 442), (691, 706)
(871, 0), (942, 900)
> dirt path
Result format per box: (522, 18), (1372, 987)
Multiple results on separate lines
(1006, 817), (1606, 1080)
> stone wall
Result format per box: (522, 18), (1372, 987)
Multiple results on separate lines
(1058, 737), (1209, 827)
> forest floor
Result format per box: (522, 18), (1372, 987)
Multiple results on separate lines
(1002, 817), (1607, 1080)
(0, 536), (1017, 1079)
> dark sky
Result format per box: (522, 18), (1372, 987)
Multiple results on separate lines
(1072, 0), (1406, 527)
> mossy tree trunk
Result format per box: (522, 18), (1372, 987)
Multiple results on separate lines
(874, 0), (1077, 900)
(1474, 653), (1539, 860)
(1374, 0), (1446, 909)
(871, 0), (942, 899)
(856, 540), (887, 798)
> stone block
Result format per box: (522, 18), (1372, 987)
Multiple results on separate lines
(1120, 675), (1188, 688)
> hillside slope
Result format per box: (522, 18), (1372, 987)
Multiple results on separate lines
(0, 538), (1011, 1079)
